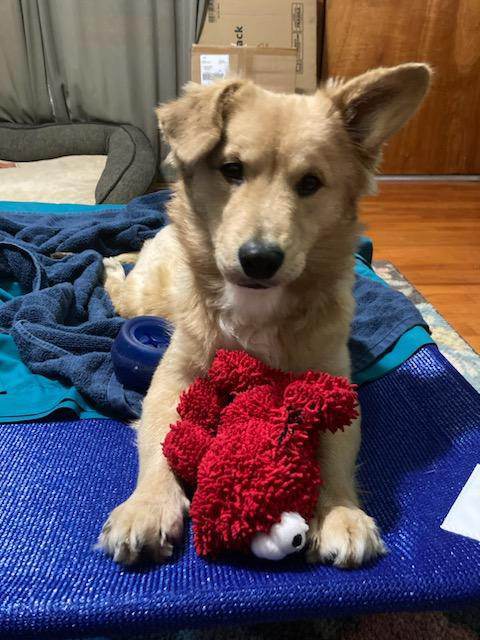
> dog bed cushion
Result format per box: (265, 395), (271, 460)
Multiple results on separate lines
(0, 155), (107, 204)
(1, 344), (479, 638)
(0, 122), (156, 204)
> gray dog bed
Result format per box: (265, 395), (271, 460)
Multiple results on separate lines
(0, 122), (156, 204)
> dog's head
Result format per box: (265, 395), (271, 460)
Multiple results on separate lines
(157, 64), (430, 295)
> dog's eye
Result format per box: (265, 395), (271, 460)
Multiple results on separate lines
(296, 174), (322, 197)
(220, 161), (244, 184)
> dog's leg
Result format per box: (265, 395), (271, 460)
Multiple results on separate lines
(98, 334), (200, 564)
(307, 411), (387, 568)
(103, 229), (176, 320)
(103, 254), (158, 319)
(103, 257), (132, 317)
(114, 252), (140, 264)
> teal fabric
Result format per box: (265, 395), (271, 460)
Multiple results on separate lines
(352, 254), (434, 385)
(354, 326), (435, 385)
(0, 201), (123, 213)
(356, 236), (373, 265)
(0, 276), (23, 301)
(354, 252), (389, 286)
(0, 333), (103, 422)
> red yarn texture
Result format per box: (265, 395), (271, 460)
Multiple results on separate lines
(163, 349), (358, 557)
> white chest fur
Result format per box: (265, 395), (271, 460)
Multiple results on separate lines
(218, 283), (284, 368)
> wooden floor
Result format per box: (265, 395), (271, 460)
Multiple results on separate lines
(360, 181), (480, 351)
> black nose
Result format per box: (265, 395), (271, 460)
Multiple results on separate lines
(238, 241), (284, 280)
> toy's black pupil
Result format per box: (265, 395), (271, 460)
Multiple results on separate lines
(292, 534), (303, 548)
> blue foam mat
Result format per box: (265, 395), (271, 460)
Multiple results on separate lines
(1, 345), (480, 638)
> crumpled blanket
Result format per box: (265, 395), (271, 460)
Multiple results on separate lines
(0, 193), (169, 418)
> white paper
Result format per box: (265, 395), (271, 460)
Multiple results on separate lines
(441, 464), (480, 543)
(200, 54), (230, 85)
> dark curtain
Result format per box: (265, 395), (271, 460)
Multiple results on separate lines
(0, 0), (207, 169)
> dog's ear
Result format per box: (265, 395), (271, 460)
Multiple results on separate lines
(157, 79), (251, 167)
(327, 63), (431, 155)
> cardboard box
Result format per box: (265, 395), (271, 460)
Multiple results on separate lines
(191, 45), (297, 93)
(199, 0), (317, 93)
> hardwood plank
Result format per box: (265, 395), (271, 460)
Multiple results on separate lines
(360, 180), (480, 351)
(322, 0), (480, 173)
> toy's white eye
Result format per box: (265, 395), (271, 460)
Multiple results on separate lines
(251, 512), (309, 561)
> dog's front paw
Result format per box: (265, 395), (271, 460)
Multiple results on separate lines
(97, 488), (190, 565)
(307, 505), (386, 568)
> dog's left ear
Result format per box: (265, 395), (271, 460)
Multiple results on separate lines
(157, 79), (252, 167)
(328, 63), (431, 155)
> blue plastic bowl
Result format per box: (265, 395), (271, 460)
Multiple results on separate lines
(111, 316), (172, 394)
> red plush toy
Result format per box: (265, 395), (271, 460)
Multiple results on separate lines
(163, 349), (358, 560)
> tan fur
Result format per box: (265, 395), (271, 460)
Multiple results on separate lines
(98, 64), (430, 567)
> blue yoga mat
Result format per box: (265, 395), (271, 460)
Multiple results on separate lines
(1, 345), (479, 638)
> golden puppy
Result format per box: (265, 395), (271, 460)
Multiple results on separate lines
(99, 64), (430, 567)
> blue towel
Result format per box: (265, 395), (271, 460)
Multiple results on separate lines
(350, 256), (429, 372)
(0, 194), (170, 419)
(0, 193), (428, 420)
(0, 192), (167, 256)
